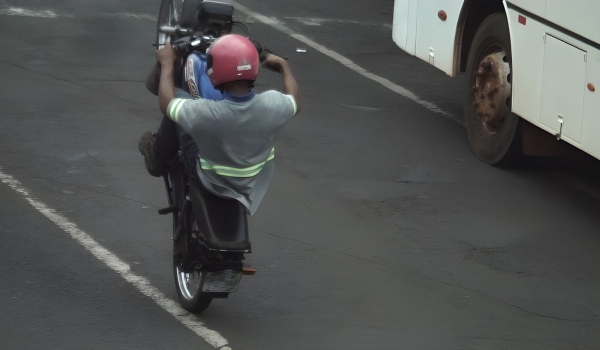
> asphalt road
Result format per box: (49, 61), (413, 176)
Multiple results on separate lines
(1, 0), (600, 349)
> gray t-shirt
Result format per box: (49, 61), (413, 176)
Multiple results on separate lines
(166, 90), (297, 214)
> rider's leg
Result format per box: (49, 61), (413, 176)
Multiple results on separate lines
(139, 89), (193, 177)
(177, 126), (200, 181)
(152, 116), (181, 164)
(138, 116), (179, 177)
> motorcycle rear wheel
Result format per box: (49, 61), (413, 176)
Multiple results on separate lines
(173, 218), (213, 314)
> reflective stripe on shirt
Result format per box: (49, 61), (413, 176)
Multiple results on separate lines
(199, 148), (275, 178)
(285, 95), (297, 115)
(167, 98), (187, 122)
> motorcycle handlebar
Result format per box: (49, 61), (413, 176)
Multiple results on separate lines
(145, 32), (287, 96)
(159, 25), (193, 36)
(146, 33), (214, 96)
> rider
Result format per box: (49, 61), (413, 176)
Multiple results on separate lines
(138, 34), (300, 215)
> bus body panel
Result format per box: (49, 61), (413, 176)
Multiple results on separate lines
(582, 56), (600, 159)
(509, 1), (600, 44)
(392, 0), (410, 51)
(507, 5), (600, 158)
(508, 0), (546, 17)
(392, 0), (418, 55)
(392, 0), (463, 76)
(506, 7), (546, 133)
(539, 35), (586, 143)
(413, 0), (464, 75)
(406, 0), (418, 55)
(546, 1), (600, 44)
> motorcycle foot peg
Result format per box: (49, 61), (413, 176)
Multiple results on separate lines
(158, 205), (178, 215)
(242, 267), (257, 275)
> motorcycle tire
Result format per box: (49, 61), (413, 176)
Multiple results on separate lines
(173, 202), (212, 314)
(146, 0), (181, 95)
(464, 13), (522, 165)
(156, 0), (181, 46)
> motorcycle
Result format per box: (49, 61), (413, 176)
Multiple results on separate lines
(145, 0), (270, 314)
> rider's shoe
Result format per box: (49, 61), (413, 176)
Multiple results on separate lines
(138, 131), (166, 177)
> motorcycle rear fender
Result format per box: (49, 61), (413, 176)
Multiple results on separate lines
(188, 179), (251, 252)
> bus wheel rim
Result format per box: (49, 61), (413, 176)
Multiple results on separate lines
(471, 49), (512, 135)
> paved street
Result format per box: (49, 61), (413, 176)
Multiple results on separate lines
(1, 0), (600, 349)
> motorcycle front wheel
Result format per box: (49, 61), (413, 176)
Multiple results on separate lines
(156, 0), (183, 48)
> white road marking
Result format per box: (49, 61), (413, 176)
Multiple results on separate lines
(99, 13), (157, 21)
(284, 16), (390, 28)
(229, 1), (460, 123)
(0, 6), (155, 21)
(0, 7), (63, 18)
(0, 169), (230, 349)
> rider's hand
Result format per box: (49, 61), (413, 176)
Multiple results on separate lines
(156, 44), (177, 67)
(262, 53), (288, 73)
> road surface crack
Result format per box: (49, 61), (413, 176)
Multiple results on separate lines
(499, 300), (587, 322)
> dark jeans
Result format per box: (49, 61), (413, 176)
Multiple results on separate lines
(152, 91), (199, 179)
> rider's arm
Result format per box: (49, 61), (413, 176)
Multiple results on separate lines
(262, 54), (301, 114)
(280, 63), (300, 114)
(156, 44), (177, 115)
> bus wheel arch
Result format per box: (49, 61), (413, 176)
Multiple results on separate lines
(456, 0), (506, 75)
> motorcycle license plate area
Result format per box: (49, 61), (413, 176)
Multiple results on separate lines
(201, 270), (243, 293)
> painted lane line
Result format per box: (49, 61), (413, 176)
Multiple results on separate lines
(0, 169), (230, 349)
(284, 16), (390, 28)
(229, 1), (460, 124)
(98, 13), (157, 21)
(0, 7), (63, 18)
(0, 6), (155, 21)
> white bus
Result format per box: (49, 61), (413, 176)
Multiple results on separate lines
(392, 0), (600, 164)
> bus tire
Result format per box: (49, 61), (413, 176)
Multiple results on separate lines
(464, 13), (522, 165)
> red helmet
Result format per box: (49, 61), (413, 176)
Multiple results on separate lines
(206, 34), (259, 87)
